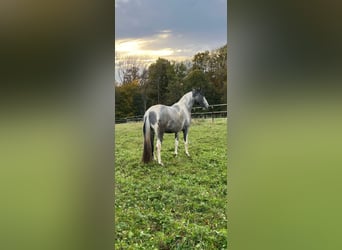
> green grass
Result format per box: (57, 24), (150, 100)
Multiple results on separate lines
(115, 118), (227, 249)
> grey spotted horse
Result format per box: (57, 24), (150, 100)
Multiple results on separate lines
(142, 88), (209, 166)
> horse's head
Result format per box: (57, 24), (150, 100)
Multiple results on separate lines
(192, 88), (210, 109)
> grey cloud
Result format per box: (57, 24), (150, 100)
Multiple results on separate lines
(115, 0), (227, 41)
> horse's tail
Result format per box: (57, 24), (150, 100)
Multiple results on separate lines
(142, 115), (153, 163)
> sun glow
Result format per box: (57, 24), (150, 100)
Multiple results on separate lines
(115, 39), (175, 58)
(115, 32), (197, 83)
(115, 29), (179, 59)
(115, 40), (145, 53)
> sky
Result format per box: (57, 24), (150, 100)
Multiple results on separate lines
(115, 0), (227, 82)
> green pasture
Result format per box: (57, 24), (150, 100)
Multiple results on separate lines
(115, 118), (228, 249)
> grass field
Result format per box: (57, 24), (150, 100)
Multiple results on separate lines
(115, 118), (227, 249)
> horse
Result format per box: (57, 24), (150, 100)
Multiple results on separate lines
(142, 88), (209, 166)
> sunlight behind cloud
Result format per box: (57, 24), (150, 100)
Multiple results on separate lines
(115, 30), (202, 65)
(157, 33), (170, 39)
(114, 30), (207, 82)
(115, 39), (146, 53)
(137, 48), (174, 57)
(116, 39), (174, 57)
(115, 30), (178, 59)
(115, 31), (191, 83)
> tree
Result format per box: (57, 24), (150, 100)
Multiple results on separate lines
(207, 44), (227, 104)
(115, 54), (151, 84)
(115, 79), (142, 118)
(114, 44), (228, 120)
(139, 68), (149, 112)
(189, 44), (228, 104)
(146, 58), (175, 106)
(166, 61), (189, 104)
(122, 66), (140, 84)
(192, 50), (210, 72)
(183, 69), (216, 105)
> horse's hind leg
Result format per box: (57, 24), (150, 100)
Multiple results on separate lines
(174, 132), (179, 156)
(156, 128), (164, 166)
(156, 138), (163, 165)
(183, 128), (190, 157)
(151, 130), (156, 160)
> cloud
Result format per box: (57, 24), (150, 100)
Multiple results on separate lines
(115, 39), (147, 53)
(115, 32), (176, 59)
(115, 0), (227, 40)
(114, 0), (130, 8)
(115, 0), (227, 82)
(157, 30), (172, 39)
(115, 30), (200, 61)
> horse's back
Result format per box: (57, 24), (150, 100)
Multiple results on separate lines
(145, 104), (187, 133)
(146, 104), (176, 116)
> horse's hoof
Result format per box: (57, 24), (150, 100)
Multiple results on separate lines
(159, 162), (164, 166)
(186, 153), (190, 157)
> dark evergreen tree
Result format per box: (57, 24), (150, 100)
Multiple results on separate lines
(146, 58), (175, 106)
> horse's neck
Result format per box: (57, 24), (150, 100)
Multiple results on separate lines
(177, 92), (194, 112)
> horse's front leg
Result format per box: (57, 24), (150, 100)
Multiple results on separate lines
(183, 128), (190, 157)
(174, 132), (179, 156)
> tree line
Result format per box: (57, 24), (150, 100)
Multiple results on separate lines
(115, 44), (227, 119)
